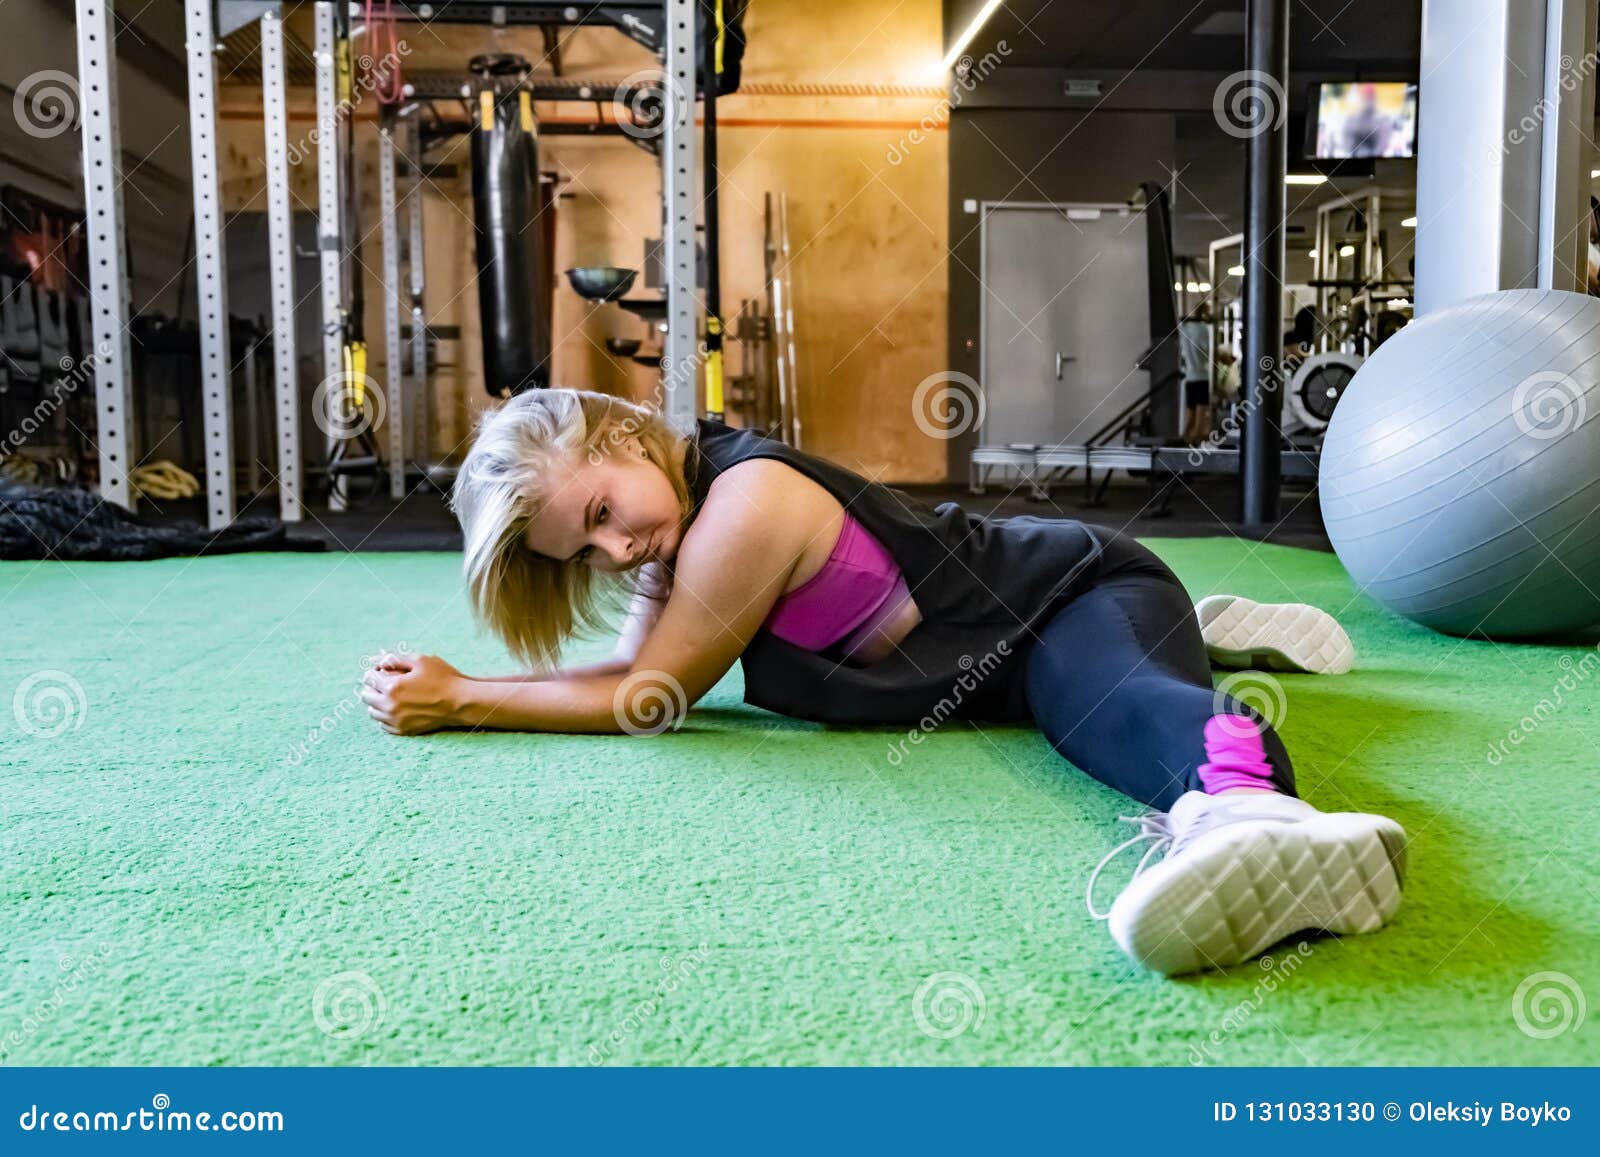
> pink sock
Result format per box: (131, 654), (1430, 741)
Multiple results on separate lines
(1196, 714), (1281, 795)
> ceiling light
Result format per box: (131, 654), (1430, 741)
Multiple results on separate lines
(1185, 281), (1201, 293)
(1198, 282), (1213, 293)
(1401, 216), (1417, 228)
(1285, 174), (1328, 186)
(942, 0), (1006, 70)
(1339, 244), (1356, 257)
(1308, 248), (1318, 258)
(1173, 281), (1184, 291)
(1227, 264), (1245, 276)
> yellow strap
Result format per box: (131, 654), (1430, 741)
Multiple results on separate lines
(705, 308), (727, 413)
(715, 0), (726, 75)
(704, 349), (724, 415)
(336, 37), (352, 103)
(479, 90), (495, 132)
(345, 342), (367, 406)
(519, 90), (534, 133)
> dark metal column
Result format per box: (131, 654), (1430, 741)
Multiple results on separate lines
(1240, 0), (1289, 528)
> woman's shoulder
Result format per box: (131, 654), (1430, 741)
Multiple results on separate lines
(671, 456), (844, 609)
(682, 459), (843, 576)
(703, 456), (842, 526)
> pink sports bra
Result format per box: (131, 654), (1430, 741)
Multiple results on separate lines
(763, 513), (915, 663)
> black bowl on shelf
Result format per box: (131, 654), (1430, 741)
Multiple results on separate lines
(605, 337), (643, 358)
(615, 297), (667, 322)
(565, 266), (638, 302)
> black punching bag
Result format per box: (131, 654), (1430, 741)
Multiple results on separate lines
(470, 55), (550, 396)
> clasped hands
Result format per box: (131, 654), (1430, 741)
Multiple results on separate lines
(360, 652), (466, 736)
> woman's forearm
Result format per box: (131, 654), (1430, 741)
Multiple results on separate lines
(470, 656), (631, 683)
(451, 671), (628, 733)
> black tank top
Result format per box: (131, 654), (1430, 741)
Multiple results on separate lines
(683, 419), (1110, 724)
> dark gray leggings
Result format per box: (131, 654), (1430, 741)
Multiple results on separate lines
(1020, 532), (1298, 812)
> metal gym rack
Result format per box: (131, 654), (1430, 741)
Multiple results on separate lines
(74, 0), (699, 529)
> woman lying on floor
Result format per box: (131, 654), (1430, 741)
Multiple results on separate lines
(360, 388), (1407, 976)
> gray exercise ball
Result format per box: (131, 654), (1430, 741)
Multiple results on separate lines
(1319, 288), (1600, 639)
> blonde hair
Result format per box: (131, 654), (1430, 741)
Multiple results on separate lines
(450, 388), (694, 669)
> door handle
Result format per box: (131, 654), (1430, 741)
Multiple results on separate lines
(1055, 352), (1076, 380)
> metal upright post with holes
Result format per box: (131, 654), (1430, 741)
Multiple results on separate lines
(74, 0), (135, 510)
(184, 0), (236, 530)
(406, 115), (429, 471)
(260, 8), (303, 522)
(378, 122), (406, 499)
(314, 1), (347, 511)
(661, 0), (698, 428)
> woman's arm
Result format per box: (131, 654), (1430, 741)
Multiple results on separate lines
(451, 463), (808, 732)
(466, 657), (629, 683)
(363, 461), (824, 735)
(463, 562), (671, 683)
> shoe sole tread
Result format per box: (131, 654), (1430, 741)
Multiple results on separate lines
(1196, 594), (1355, 675)
(1108, 813), (1406, 976)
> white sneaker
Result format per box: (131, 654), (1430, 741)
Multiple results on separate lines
(1195, 594), (1355, 674)
(1088, 791), (1407, 976)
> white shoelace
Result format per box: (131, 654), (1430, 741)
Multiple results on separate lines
(1085, 808), (1199, 920)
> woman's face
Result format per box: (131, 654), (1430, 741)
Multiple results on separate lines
(521, 436), (684, 573)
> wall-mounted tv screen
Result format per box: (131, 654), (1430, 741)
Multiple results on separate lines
(1311, 81), (1418, 159)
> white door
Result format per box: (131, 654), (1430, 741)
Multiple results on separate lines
(980, 205), (1153, 448)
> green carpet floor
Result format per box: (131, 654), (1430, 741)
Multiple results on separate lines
(2, 538), (1596, 1066)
